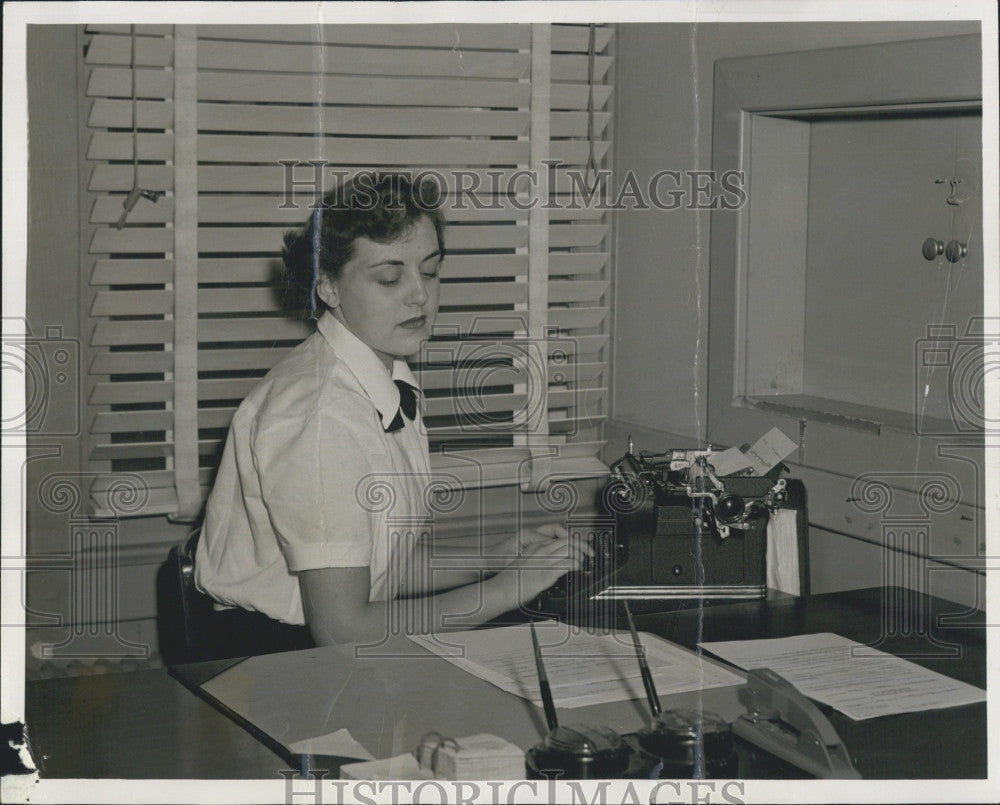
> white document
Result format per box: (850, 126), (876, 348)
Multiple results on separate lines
(289, 728), (375, 761)
(708, 445), (753, 477)
(408, 622), (743, 709)
(744, 427), (798, 475)
(699, 632), (985, 721)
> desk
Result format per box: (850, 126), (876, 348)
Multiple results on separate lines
(24, 587), (985, 779)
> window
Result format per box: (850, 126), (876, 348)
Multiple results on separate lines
(82, 23), (614, 520)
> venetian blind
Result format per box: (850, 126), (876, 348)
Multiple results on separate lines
(83, 23), (613, 520)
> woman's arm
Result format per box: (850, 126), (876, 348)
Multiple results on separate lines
(299, 531), (590, 645)
(399, 523), (573, 595)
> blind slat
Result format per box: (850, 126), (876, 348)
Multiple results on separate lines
(548, 307), (608, 330)
(92, 320), (173, 346)
(198, 102), (530, 137)
(90, 442), (173, 461)
(196, 225), (528, 254)
(198, 73), (531, 107)
(88, 98), (174, 128)
(89, 164), (173, 192)
(199, 255), (531, 282)
(548, 280), (610, 304)
(549, 253), (610, 275)
(85, 34), (174, 67)
(198, 282), (528, 314)
(91, 258), (174, 284)
(89, 350), (173, 375)
(90, 228), (174, 254)
(196, 135), (530, 166)
(198, 39), (530, 79)
(91, 195), (174, 225)
(196, 165), (604, 194)
(552, 83), (613, 111)
(90, 379), (172, 405)
(195, 196), (531, 225)
(90, 410), (173, 433)
(424, 392), (529, 418)
(91, 289), (172, 316)
(197, 24), (534, 50)
(87, 67), (173, 99)
(549, 224), (609, 249)
(198, 347), (291, 372)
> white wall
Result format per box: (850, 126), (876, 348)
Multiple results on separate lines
(610, 21), (983, 603)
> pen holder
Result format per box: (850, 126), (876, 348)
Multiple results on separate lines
(634, 709), (738, 779)
(526, 724), (661, 780)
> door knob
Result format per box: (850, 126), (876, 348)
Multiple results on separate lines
(922, 238), (944, 260)
(945, 240), (968, 263)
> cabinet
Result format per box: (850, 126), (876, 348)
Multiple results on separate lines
(707, 35), (986, 606)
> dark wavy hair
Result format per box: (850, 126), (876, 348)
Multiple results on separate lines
(282, 172), (446, 317)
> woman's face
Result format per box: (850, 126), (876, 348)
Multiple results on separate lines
(318, 215), (442, 369)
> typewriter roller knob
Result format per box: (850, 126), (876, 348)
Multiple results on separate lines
(716, 493), (745, 523)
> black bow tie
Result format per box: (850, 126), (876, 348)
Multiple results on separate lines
(385, 380), (417, 433)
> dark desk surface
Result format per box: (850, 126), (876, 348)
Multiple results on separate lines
(634, 586), (986, 779)
(25, 587), (986, 780)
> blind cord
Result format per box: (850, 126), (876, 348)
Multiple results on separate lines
(116, 24), (162, 230)
(585, 23), (598, 185)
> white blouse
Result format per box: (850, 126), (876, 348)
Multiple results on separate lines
(196, 312), (432, 624)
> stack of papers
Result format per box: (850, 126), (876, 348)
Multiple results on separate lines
(408, 622), (743, 708)
(699, 632), (985, 720)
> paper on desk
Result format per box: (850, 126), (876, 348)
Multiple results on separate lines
(289, 728), (375, 761)
(340, 753), (430, 780)
(699, 632), (985, 720)
(744, 428), (797, 475)
(409, 623), (743, 708)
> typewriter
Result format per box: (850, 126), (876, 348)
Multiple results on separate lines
(531, 440), (806, 625)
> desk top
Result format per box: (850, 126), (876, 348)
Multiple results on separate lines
(24, 587), (986, 780)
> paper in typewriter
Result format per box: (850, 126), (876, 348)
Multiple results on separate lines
(699, 632), (986, 720)
(408, 622), (743, 708)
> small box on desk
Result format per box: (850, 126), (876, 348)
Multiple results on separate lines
(432, 734), (525, 780)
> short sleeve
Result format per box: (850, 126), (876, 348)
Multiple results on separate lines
(252, 408), (376, 573)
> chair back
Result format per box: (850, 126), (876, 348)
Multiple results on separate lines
(157, 528), (313, 665)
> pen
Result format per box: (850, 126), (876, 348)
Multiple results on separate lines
(624, 601), (661, 718)
(530, 621), (559, 732)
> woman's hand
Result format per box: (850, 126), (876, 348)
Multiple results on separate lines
(490, 527), (593, 604)
(494, 522), (571, 559)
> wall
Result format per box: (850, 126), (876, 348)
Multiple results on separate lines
(610, 21), (983, 603)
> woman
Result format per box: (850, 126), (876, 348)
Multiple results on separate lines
(196, 173), (589, 646)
